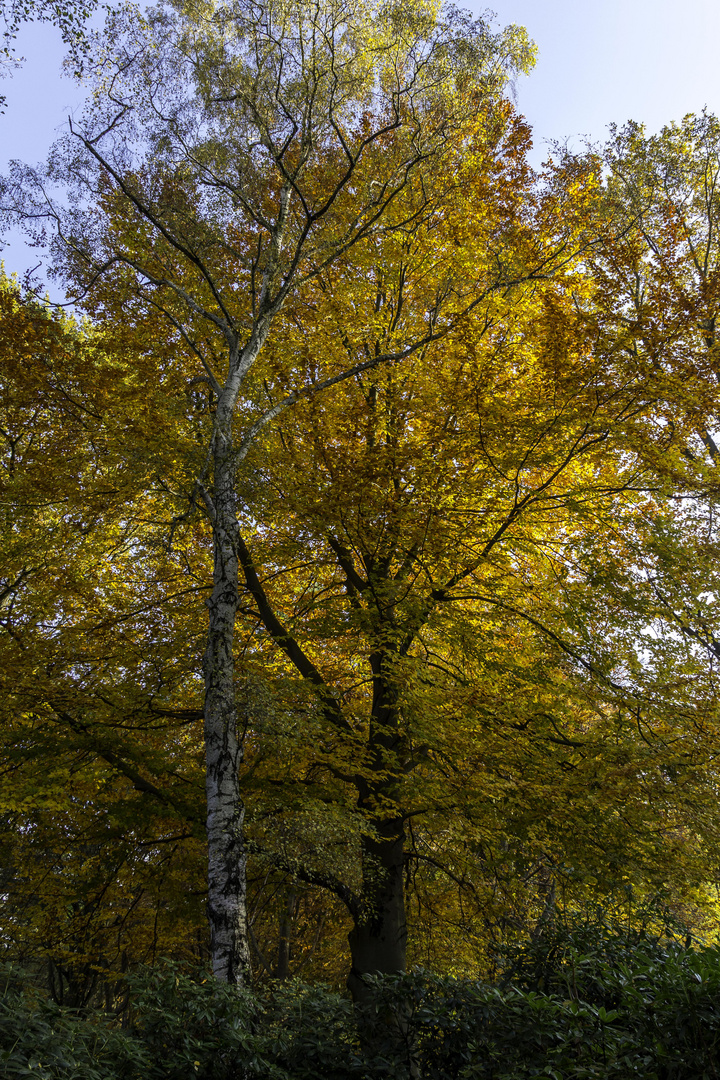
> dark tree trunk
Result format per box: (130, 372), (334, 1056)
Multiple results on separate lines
(347, 820), (407, 1004)
(275, 888), (296, 979)
(347, 645), (409, 1001)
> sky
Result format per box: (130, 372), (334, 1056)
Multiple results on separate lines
(2, 0), (720, 283)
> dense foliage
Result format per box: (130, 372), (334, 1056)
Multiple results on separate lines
(3, 2), (720, 1073)
(3, 920), (720, 1078)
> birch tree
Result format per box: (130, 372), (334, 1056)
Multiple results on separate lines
(1, 0), (534, 983)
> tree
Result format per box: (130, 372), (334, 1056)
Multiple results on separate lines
(0, 0), (96, 113)
(214, 126), (720, 998)
(546, 113), (720, 836)
(1, 0), (535, 984)
(0, 272), (211, 992)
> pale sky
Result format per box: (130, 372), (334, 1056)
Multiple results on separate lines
(2, 0), (720, 283)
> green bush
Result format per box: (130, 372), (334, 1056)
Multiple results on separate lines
(354, 921), (720, 1079)
(352, 970), (628, 1079)
(0, 964), (146, 1079)
(127, 966), (359, 1080)
(2, 934), (720, 1080)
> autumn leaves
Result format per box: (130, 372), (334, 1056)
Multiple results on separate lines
(2, 1), (720, 995)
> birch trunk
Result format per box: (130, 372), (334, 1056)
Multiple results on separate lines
(202, 416), (250, 984)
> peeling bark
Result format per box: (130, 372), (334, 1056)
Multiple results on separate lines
(202, 424), (250, 984)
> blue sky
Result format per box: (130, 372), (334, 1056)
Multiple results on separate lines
(491, 0), (720, 160)
(2, 0), (720, 282)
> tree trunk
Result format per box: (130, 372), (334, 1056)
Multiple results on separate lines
(348, 819), (417, 1075)
(347, 819), (407, 1005)
(202, 434), (250, 984)
(347, 647), (408, 1002)
(275, 888), (296, 979)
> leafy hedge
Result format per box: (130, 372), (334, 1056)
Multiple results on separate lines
(2, 927), (720, 1079)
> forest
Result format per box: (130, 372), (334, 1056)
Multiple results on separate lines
(3, 0), (720, 1076)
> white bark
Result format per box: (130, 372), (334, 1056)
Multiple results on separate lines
(202, 401), (250, 983)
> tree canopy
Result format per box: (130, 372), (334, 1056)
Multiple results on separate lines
(1, 0), (720, 1010)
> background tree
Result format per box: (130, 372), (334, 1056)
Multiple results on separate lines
(541, 114), (720, 868)
(0, 0), (96, 112)
(0, 273), (211, 994)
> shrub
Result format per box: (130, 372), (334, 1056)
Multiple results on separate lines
(0, 963), (146, 1079)
(3, 933), (720, 1080)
